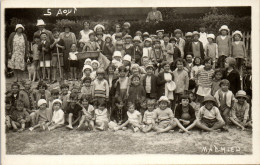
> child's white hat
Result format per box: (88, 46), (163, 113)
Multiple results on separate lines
(94, 24), (105, 32)
(156, 29), (164, 33)
(123, 54), (131, 62)
(192, 31), (200, 36)
(185, 32), (193, 37)
(37, 99), (47, 107)
(52, 99), (62, 106)
(143, 32), (149, 36)
(84, 58), (92, 65)
(207, 34), (215, 39)
(105, 34), (112, 41)
(15, 24), (25, 31)
(219, 25), (230, 32)
(235, 90), (248, 99)
(232, 30), (243, 37)
(144, 38), (152, 43)
(91, 60), (100, 67)
(123, 22), (131, 27)
(158, 96), (170, 104)
(113, 51), (122, 58)
(131, 63), (140, 71)
(174, 29), (182, 34)
(82, 64), (93, 73)
(36, 19), (46, 26)
(133, 36), (142, 42)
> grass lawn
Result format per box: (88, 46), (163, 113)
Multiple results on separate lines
(6, 126), (252, 155)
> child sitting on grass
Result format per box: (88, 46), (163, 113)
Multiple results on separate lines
(29, 99), (52, 131)
(65, 93), (83, 130)
(5, 97), (14, 132)
(10, 100), (30, 132)
(141, 99), (156, 133)
(47, 99), (65, 131)
(94, 101), (109, 131)
(230, 90), (251, 130)
(110, 97), (127, 125)
(188, 91), (200, 117)
(114, 102), (142, 132)
(196, 95), (225, 132)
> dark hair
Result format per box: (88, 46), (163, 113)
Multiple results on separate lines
(70, 43), (77, 48)
(69, 92), (78, 100)
(37, 81), (47, 90)
(115, 96), (124, 104)
(175, 58), (186, 66)
(219, 79), (230, 87)
(83, 21), (90, 27)
(127, 102), (135, 107)
(80, 94), (91, 103)
(51, 89), (60, 95)
(96, 32), (104, 36)
(16, 99), (24, 107)
(186, 52), (194, 58)
(11, 82), (20, 89)
(169, 37), (177, 43)
(180, 94), (190, 103)
(5, 97), (12, 104)
(163, 33), (170, 38)
(118, 66), (127, 72)
(131, 75), (140, 81)
(60, 83), (69, 90)
(213, 68), (223, 78)
(161, 61), (170, 68)
(193, 57), (202, 66)
(204, 57), (213, 65)
(82, 77), (92, 83)
(52, 28), (60, 34)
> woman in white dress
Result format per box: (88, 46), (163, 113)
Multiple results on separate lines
(79, 21), (94, 43)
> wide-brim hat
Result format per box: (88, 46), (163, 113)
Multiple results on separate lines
(123, 22), (131, 27)
(91, 60), (100, 67)
(207, 34), (215, 40)
(232, 30), (243, 38)
(124, 34), (132, 39)
(37, 99), (47, 107)
(235, 90), (248, 99)
(82, 64), (93, 73)
(174, 29), (182, 34)
(144, 38), (152, 43)
(166, 81), (176, 92)
(158, 96), (170, 104)
(143, 32), (149, 36)
(219, 25), (230, 32)
(94, 24), (105, 32)
(15, 24), (25, 31)
(84, 58), (92, 65)
(123, 54), (131, 62)
(185, 32), (193, 37)
(156, 29), (164, 34)
(52, 99), (62, 106)
(202, 95), (217, 105)
(192, 31), (200, 37)
(113, 51), (122, 58)
(96, 68), (105, 74)
(135, 31), (142, 35)
(133, 36), (142, 42)
(36, 19), (46, 26)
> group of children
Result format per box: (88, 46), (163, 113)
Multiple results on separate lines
(5, 23), (252, 134)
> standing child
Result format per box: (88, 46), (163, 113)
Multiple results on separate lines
(211, 69), (223, 96)
(94, 102), (109, 131)
(184, 32), (193, 58)
(189, 31), (205, 60)
(141, 99), (156, 133)
(161, 34), (174, 64)
(132, 36), (143, 65)
(96, 32), (104, 52)
(174, 29), (185, 58)
(196, 57), (215, 103)
(81, 65), (94, 81)
(216, 25), (231, 68)
(128, 75), (146, 108)
(169, 37), (181, 66)
(198, 25), (208, 50)
(205, 34), (218, 69)
(156, 30), (164, 45)
(196, 95), (225, 131)
(114, 41), (125, 57)
(142, 38), (153, 61)
(102, 35), (115, 61)
(143, 64), (157, 99)
(115, 66), (130, 101)
(68, 43), (78, 81)
(190, 57), (204, 81)
(81, 77), (93, 98)
(90, 60), (100, 80)
(47, 99), (65, 131)
(9, 100), (30, 132)
(230, 90), (251, 130)
(223, 57), (241, 95)
(112, 51), (123, 69)
(32, 35), (41, 81)
(214, 79), (235, 130)
(231, 30), (247, 76)
(115, 102), (142, 132)
(84, 32), (100, 51)
(151, 39), (164, 73)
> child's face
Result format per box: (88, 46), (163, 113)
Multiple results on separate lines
(115, 25), (121, 32)
(221, 30), (228, 36)
(53, 103), (61, 111)
(170, 41), (176, 45)
(188, 93), (196, 102)
(82, 101), (89, 108)
(40, 34), (47, 41)
(154, 43), (160, 48)
(97, 74), (104, 80)
(194, 58), (201, 65)
(84, 69), (91, 75)
(207, 38), (213, 43)
(80, 43), (85, 48)
(116, 102), (124, 109)
(237, 97), (246, 105)
(234, 35), (241, 41)
(163, 64), (170, 72)
(84, 81), (91, 87)
(205, 101), (214, 110)
(144, 41), (151, 47)
(175, 33), (181, 38)
(143, 36), (148, 40)
(181, 99), (189, 107)
(115, 37), (121, 41)
(176, 61), (184, 70)
(199, 27), (206, 33)
(97, 34), (103, 40)
(108, 67), (114, 74)
(16, 104), (24, 111)
(132, 68), (139, 75)
(128, 105), (135, 113)
(24, 83), (31, 90)
(71, 44), (77, 52)
(52, 93), (59, 100)
(123, 60), (130, 66)
(157, 32), (163, 39)
(204, 60), (212, 69)
(89, 35), (95, 41)
(105, 38), (111, 43)
(119, 70), (126, 77)
(134, 41), (140, 46)
(132, 77), (140, 86)
(69, 99), (77, 107)
(143, 59), (149, 66)
(163, 37), (169, 42)
(62, 87), (69, 95)
(53, 32), (60, 38)
(84, 22), (90, 29)
(159, 101), (168, 110)
(186, 55), (193, 63)
(193, 35), (199, 41)
(99, 105), (105, 111)
(38, 86), (45, 93)
(12, 85), (19, 94)
(92, 63), (98, 69)
(140, 101), (147, 109)
(114, 56), (121, 61)
(186, 36), (192, 41)
(215, 72), (223, 80)
(125, 38), (131, 44)
(224, 60), (230, 68)
(147, 104), (154, 112)
(39, 103), (47, 110)
(221, 84), (229, 92)
(146, 68), (153, 75)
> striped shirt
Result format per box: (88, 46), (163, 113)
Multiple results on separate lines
(196, 68), (214, 88)
(92, 79), (109, 98)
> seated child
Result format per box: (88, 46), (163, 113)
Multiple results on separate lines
(110, 97), (127, 125)
(90, 60), (100, 80)
(188, 91), (200, 117)
(141, 99), (156, 133)
(65, 93), (83, 130)
(230, 90), (251, 130)
(29, 99), (52, 131)
(47, 99), (65, 131)
(112, 51), (123, 69)
(60, 83), (70, 110)
(153, 96), (179, 133)
(77, 95), (95, 131)
(196, 95), (225, 132)
(9, 100), (30, 132)
(211, 69), (223, 96)
(5, 97), (14, 132)
(94, 102), (109, 131)
(115, 102), (142, 132)
(174, 95), (196, 133)
(81, 77), (93, 98)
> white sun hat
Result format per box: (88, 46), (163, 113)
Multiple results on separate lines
(123, 54), (131, 62)
(113, 51), (122, 58)
(37, 99), (47, 107)
(52, 99), (62, 106)
(219, 25), (230, 32)
(15, 24), (25, 31)
(207, 34), (215, 40)
(82, 64), (93, 73)
(232, 30), (243, 38)
(36, 19), (46, 26)
(94, 24), (105, 32)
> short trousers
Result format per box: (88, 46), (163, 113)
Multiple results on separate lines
(70, 60), (78, 68)
(51, 54), (64, 67)
(201, 117), (218, 128)
(157, 120), (173, 129)
(40, 60), (51, 67)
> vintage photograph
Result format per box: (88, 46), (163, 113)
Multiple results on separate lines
(2, 4), (255, 157)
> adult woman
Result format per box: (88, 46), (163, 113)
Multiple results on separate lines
(79, 21), (94, 43)
(59, 25), (77, 76)
(7, 24), (29, 82)
(112, 23), (121, 43)
(145, 7), (163, 23)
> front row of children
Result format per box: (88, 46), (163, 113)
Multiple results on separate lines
(5, 87), (251, 133)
